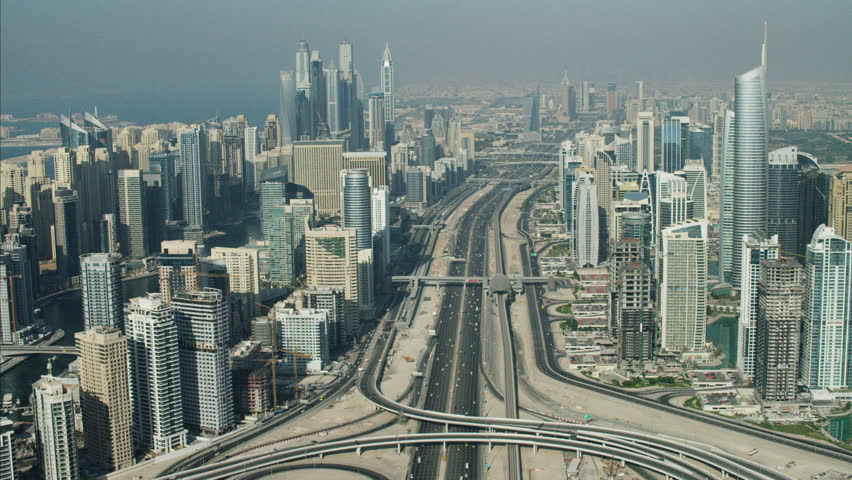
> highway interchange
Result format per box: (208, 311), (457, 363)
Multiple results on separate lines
(156, 165), (851, 480)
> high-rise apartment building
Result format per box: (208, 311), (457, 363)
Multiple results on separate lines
(260, 179), (287, 241)
(31, 375), (78, 480)
(178, 127), (205, 228)
(367, 93), (385, 151)
(736, 234), (780, 376)
(173, 289), (234, 435)
(0, 417), (14, 480)
(295, 287), (344, 350)
(117, 169), (147, 258)
(371, 186), (391, 267)
(612, 213), (655, 362)
(75, 327), (133, 471)
(80, 253), (124, 331)
(267, 200), (314, 287)
(292, 140), (345, 214)
(829, 167), (852, 242)
(755, 259), (804, 403)
(305, 226), (359, 344)
(125, 293), (187, 452)
(801, 225), (852, 390)
(731, 32), (769, 287)
(279, 70), (297, 146)
(678, 160), (707, 220)
(660, 220), (708, 353)
(158, 240), (200, 304)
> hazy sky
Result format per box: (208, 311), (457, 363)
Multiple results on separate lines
(1, 0), (849, 120)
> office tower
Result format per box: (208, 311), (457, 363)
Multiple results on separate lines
(767, 147), (801, 252)
(404, 166), (430, 209)
(635, 81), (644, 105)
(292, 140), (345, 214)
(719, 109), (736, 283)
(75, 327), (132, 471)
(419, 130), (437, 167)
(798, 155), (830, 256)
(606, 82), (618, 119)
(523, 90), (541, 132)
(116, 169), (147, 258)
(754, 259), (804, 403)
(678, 160), (707, 220)
(572, 170), (599, 267)
(661, 115), (689, 172)
(614, 135), (633, 171)
(367, 93), (385, 150)
(295, 39), (311, 91)
(309, 51), (326, 137)
(341, 169), (373, 250)
(60, 114), (88, 148)
(326, 64), (341, 137)
(559, 142), (582, 227)
(125, 293), (187, 452)
(731, 31), (769, 288)
(158, 240), (200, 304)
(260, 180), (287, 241)
(178, 127), (205, 229)
(736, 234), (780, 376)
(273, 307), (330, 373)
(149, 150), (178, 221)
(560, 72), (571, 115)
(31, 374), (78, 480)
(53, 187), (81, 278)
(390, 143), (411, 195)
(379, 43), (395, 124)
(801, 225), (852, 390)
(344, 152), (388, 188)
(593, 151), (614, 257)
(660, 220), (708, 354)
(829, 167), (852, 242)
(26, 176), (54, 260)
(80, 253), (123, 331)
(296, 287), (344, 350)
(581, 81), (591, 112)
(173, 289), (234, 435)
(0, 417), (14, 480)
(371, 186), (391, 267)
(305, 225), (359, 344)
(267, 200), (314, 287)
(279, 70), (297, 146)
(74, 146), (114, 254)
(339, 41), (353, 81)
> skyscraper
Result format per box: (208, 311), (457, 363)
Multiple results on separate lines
(767, 147), (801, 253)
(211, 247), (261, 337)
(341, 169), (373, 251)
(158, 240), (200, 305)
(178, 127), (205, 229)
(719, 109), (736, 283)
(173, 289), (234, 435)
(0, 235), (34, 342)
(52, 187), (81, 278)
(380, 43), (394, 124)
(662, 115), (689, 173)
(31, 374), (78, 480)
(800, 225), (852, 390)
(125, 293), (187, 452)
(736, 234), (779, 376)
(325, 64), (341, 138)
(260, 179), (287, 241)
(754, 259), (804, 403)
(292, 140), (345, 214)
(678, 160), (707, 220)
(731, 29), (769, 287)
(371, 186), (391, 267)
(660, 220), (708, 354)
(343, 152), (388, 187)
(559, 141), (582, 228)
(279, 70), (297, 145)
(523, 91), (540, 132)
(305, 226), (359, 344)
(828, 167), (852, 242)
(296, 287), (344, 350)
(267, 200), (315, 287)
(117, 169), (147, 258)
(572, 170), (599, 267)
(367, 93), (385, 151)
(613, 213), (655, 362)
(80, 253), (124, 331)
(0, 417), (14, 480)
(295, 39), (311, 91)
(75, 327), (133, 471)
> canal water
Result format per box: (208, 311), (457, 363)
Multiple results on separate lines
(705, 316), (738, 369)
(0, 275), (160, 405)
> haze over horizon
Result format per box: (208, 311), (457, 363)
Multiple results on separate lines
(2, 0), (850, 122)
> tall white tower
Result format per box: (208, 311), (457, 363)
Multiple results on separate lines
(380, 43), (394, 124)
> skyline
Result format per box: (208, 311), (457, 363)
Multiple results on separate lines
(2, 1), (852, 122)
